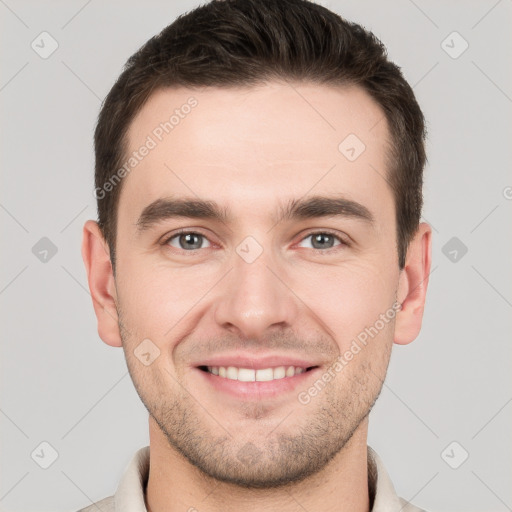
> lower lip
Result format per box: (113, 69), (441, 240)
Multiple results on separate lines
(195, 367), (320, 400)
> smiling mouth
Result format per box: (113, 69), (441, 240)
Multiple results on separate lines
(197, 365), (318, 382)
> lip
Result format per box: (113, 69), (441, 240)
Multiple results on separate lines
(194, 365), (322, 401)
(193, 352), (320, 370)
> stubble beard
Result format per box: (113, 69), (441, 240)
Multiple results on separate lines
(119, 322), (389, 489)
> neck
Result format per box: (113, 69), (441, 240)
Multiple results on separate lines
(145, 416), (371, 512)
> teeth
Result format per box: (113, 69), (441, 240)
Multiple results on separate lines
(206, 365), (309, 381)
(226, 366), (238, 379)
(273, 366), (285, 379)
(238, 368), (256, 382)
(255, 368), (273, 382)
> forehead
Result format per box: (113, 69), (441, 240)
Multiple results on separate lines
(120, 81), (392, 227)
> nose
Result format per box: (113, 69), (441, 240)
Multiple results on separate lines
(213, 247), (299, 340)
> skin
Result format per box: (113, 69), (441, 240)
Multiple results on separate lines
(82, 81), (431, 512)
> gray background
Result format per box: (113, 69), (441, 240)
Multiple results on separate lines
(1, 1), (511, 511)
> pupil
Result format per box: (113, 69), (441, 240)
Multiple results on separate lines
(181, 233), (201, 249)
(313, 233), (332, 249)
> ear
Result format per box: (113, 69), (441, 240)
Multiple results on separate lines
(81, 220), (122, 347)
(394, 222), (432, 345)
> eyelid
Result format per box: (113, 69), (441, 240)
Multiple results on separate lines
(160, 228), (216, 249)
(160, 228), (351, 252)
(295, 229), (351, 249)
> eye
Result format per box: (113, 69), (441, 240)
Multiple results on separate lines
(165, 231), (211, 251)
(297, 231), (347, 250)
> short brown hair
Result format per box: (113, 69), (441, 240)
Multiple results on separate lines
(94, 0), (426, 271)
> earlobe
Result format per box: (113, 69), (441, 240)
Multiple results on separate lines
(394, 222), (432, 345)
(81, 220), (123, 347)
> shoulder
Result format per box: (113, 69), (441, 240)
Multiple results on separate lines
(75, 495), (115, 512)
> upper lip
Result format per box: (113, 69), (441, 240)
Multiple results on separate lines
(194, 353), (321, 370)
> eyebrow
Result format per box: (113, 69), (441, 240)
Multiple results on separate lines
(135, 195), (375, 233)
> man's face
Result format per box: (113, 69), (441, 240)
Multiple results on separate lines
(114, 82), (402, 487)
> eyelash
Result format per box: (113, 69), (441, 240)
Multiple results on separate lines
(298, 231), (350, 251)
(160, 229), (350, 253)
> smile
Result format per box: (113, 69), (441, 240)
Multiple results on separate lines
(199, 365), (316, 382)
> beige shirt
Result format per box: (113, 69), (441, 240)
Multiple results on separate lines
(76, 445), (427, 512)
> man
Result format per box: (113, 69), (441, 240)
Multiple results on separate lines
(80, 0), (432, 510)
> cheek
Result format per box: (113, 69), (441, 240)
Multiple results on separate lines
(295, 262), (397, 344)
(115, 257), (173, 337)
(116, 254), (219, 339)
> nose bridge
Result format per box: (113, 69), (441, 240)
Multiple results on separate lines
(213, 240), (298, 338)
